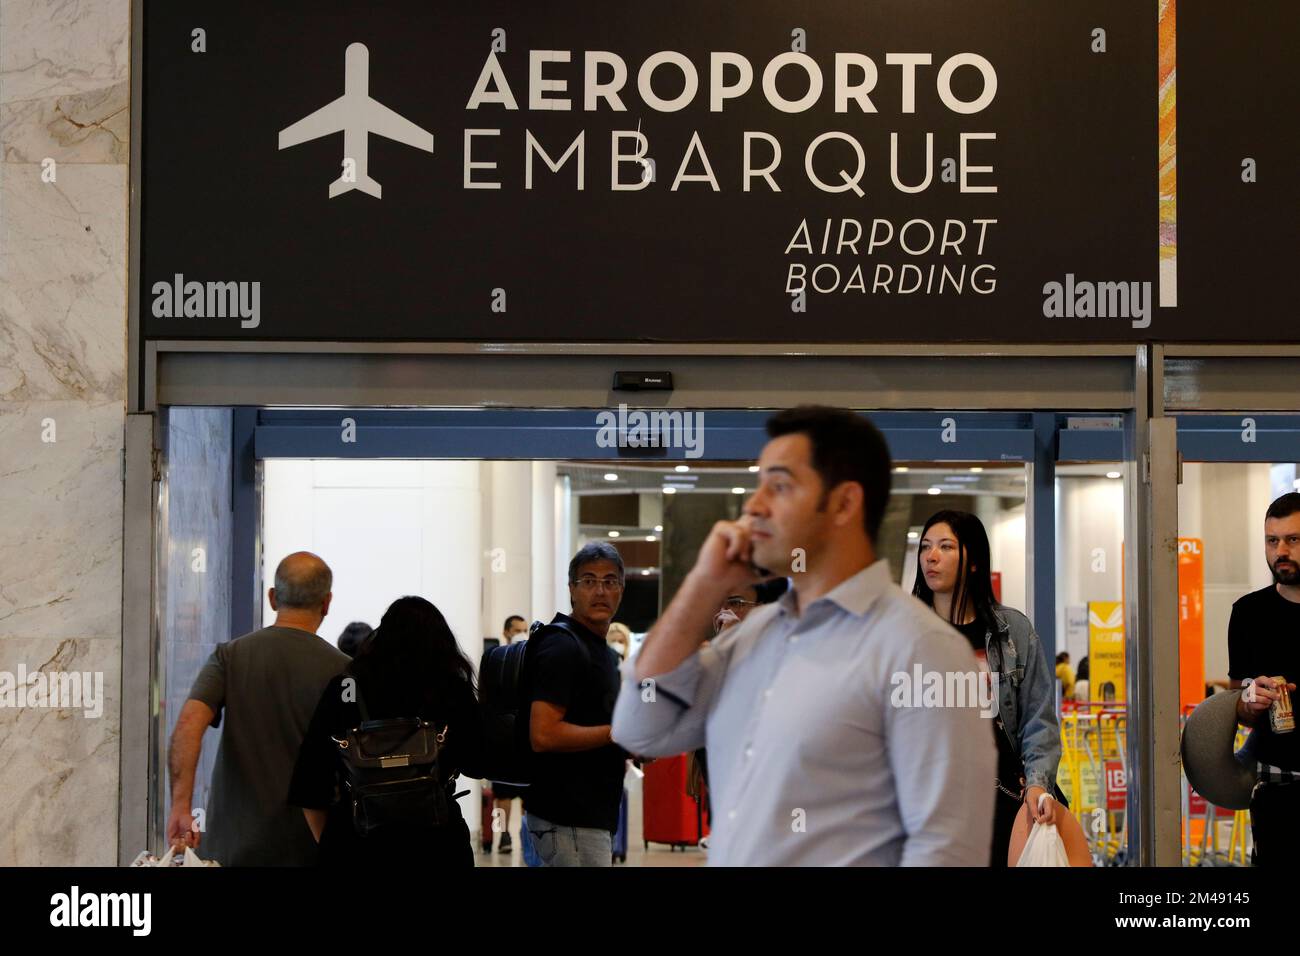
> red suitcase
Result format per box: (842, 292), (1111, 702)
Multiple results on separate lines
(642, 754), (710, 850)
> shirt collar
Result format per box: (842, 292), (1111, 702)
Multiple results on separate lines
(778, 559), (892, 620)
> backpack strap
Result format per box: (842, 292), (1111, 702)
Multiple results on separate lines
(533, 619), (594, 666)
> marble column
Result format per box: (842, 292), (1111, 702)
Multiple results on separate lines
(485, 461), (535, 637)
(0, 0), (130, 866)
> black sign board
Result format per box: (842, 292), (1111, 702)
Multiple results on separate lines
(141, 1), (1182, 342)
(1176, 1), (1298, 337)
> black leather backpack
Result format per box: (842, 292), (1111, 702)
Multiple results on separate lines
(331, 687), (455, 837)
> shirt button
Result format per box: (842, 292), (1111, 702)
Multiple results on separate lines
(744, 747), (754, 759)
(728, 810), (738, 820)
(763, 688), (773, 699)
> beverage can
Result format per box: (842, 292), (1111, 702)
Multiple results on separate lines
(1269, 676), (1295, 734)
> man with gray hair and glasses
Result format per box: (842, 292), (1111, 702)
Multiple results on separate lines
(167, 551), (348, 865)
(521, 542), (630, 866)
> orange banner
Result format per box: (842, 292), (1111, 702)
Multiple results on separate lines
(1178, 537), (1205, 711)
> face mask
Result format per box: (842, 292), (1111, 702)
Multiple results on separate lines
(713, 608), (740, 634)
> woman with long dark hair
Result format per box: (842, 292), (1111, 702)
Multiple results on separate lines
(913, 510), (1062, 866)
(289, 596), (484, 866)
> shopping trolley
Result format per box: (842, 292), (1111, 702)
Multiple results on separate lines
(1058, 701), (1127, 865)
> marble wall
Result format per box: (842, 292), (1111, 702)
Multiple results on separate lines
(0, 0), (130, 866)
(159, 407), (232, 839)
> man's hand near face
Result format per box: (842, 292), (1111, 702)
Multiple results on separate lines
(635, 517), (764, 682)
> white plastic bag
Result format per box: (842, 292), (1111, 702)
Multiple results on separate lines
(1015, 822), (1070, 867)
(129, 847), (220, 867)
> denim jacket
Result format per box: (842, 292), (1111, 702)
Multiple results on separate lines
(983, 603), (1061, 795)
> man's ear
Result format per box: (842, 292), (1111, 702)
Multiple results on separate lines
(833, 481), (865, 527)
(320, 593), (333, 618)
(268, 588), (278, 612)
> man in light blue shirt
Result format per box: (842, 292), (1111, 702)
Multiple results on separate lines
(612, 406), (994, 866)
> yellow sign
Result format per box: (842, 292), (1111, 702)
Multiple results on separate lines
(1088, 601), (1125, 703)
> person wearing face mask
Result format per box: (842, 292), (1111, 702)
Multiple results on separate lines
(712, 578), (790, 635)
(606, 621), (633, 661)
(913, 509), (1063, 867)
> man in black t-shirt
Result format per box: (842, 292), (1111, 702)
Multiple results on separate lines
(523, 542), (629, 867)
(1228, 492), (1300, 866)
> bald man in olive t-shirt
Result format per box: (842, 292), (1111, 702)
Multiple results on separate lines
(166, 552), (348, 866)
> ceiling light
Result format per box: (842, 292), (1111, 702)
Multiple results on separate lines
(654, 525), (663, 532)
(748, 465), (760, 473)
(895, 467), (909, 473)
(927, 487), (942, 495)
(662, 487), (677, 495)
(732, 487), (746, 495)
(1106, 471), (1121, 479)
(969, 467), (983, 473)
(675, 465), (690, 473)
(641, 568), (652, 575)
(604, 473), (618, 481)
(646, 535), (656, 542)
(907, 531), (919, 540)
(608, 531), (620, 537)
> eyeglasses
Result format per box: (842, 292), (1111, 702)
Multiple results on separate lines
(572, 575), (625, 591)
(723, 597), (761, 610)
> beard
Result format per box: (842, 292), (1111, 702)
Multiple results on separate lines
(1272, 558), (1300, 586)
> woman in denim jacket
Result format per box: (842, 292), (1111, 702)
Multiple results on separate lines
(913, 509), (1063, 866)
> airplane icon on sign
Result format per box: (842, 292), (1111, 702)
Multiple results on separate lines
(278, 42), (433, 199)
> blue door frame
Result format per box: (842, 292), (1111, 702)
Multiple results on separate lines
(228, 407), (1130, 657)
(1175, 414), (1300, 462)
